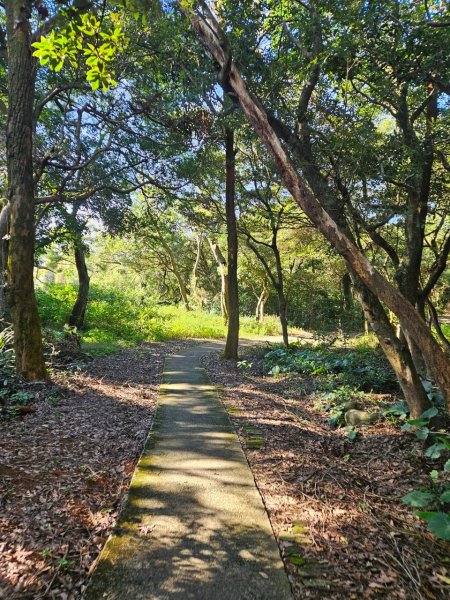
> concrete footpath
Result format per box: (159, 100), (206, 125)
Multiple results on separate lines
(84, 341), (292, 600)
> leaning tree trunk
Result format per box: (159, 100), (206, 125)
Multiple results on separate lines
(183, 6), (450, 409)
(224, 129), (239, 360)
(5, 0), (46, 379)
(68, 238), (90, 329)
(352, 274), (431, 418)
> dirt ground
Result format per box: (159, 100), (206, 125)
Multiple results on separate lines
(201, 349), (450, 600)
(1, 340), (449, 599)
(0, 340), (190, 600)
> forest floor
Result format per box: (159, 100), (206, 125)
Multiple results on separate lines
(1, 338), (449, 599)
(0, 340), (191, 599)
(201, 348), (450, 600)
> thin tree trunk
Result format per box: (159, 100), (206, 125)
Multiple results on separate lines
(224, 128), (239, 359)
(5, 0), (46, 379)
(272, 240), (288, 346)
(209, 239), (229, 324)
(427, 300), (450, 355)
(277, 286), (289, 347)
(190, 234), (202, 305)
(158, 235), (190, 309)
(68, 238), (90, 329)
(342, 272), (353, 311)
(256, 281), (269, 322)
(183, 7), (450, 408)
(0, 201), (10, 322)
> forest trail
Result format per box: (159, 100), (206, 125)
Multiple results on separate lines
(84, 341), (292, 600)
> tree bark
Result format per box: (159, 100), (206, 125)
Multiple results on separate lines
(190, 234), (202, 305)
(342, 272), (353, 311)
(352, 275), (431, 417)
(68, 238), (90, 329)
(5, 0), (46, 379)
(224, 128), (239, 360)
(255, 281), (270, 323)
(183, 6), (450, 409)
(209, 239), (229, 324)
(0, 201), (10, 322)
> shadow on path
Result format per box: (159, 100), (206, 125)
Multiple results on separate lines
(84, 341), (292, 600)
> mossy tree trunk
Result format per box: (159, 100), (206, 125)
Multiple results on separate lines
(5, 0), (46, 379)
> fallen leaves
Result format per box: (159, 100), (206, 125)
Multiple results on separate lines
(202, 350), (450, 600)
(0, 340), (190, 599)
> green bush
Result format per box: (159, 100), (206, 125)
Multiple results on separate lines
(264, 343), (398, 393)
(36, 284), (78, 328)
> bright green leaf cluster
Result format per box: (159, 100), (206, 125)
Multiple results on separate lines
(32, 12), (127, 91)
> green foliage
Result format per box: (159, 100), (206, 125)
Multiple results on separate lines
(402, 490), (435, 508)
(0, 326), (16, 376)
(264, 343), (397, 392)
(33, 12), (126, 91)
(36, 283), (288, 355)
(401, 408), (450, 540)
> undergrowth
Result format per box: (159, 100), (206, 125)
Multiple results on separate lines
(36, 283), (287, 354)
(263, 342), (398, 393)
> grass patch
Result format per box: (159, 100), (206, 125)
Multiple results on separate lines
(36, 283), (295, 355)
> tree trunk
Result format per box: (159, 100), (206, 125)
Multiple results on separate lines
(352, 274), (431, 418)
(256, 281), (269, 323)
(224, 129), (239, 360)
(209, 239), (229, 324)
(272, 240), (288, 346)
(68, 238), (90, 329)
(158, 235), (190, 309)
(427, 300), (450, 355)
(342, 272), (353, 311)
(190, 234), (202, 305)
(0, 201), (10, 322)
(276, 286), (289, 347)
(184, 8), (450, 409)
(5, 0), (46, 379)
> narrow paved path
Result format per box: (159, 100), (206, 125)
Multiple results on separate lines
(85, 341), (292, 600)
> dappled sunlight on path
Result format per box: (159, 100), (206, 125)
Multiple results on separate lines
(84, 342), (292, 600)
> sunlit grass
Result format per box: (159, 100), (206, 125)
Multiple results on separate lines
(36, 283), (301, 355)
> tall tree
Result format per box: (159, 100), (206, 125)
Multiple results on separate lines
(5, 0), (46, 378)
(223, 128), (239, 359)
(180, 0), (450, 415)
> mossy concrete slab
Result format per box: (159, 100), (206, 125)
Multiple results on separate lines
(84, 342), (292, 600)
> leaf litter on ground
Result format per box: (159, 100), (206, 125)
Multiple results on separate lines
(201, 350), (450, 600)
(0, 340), (192, 599)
